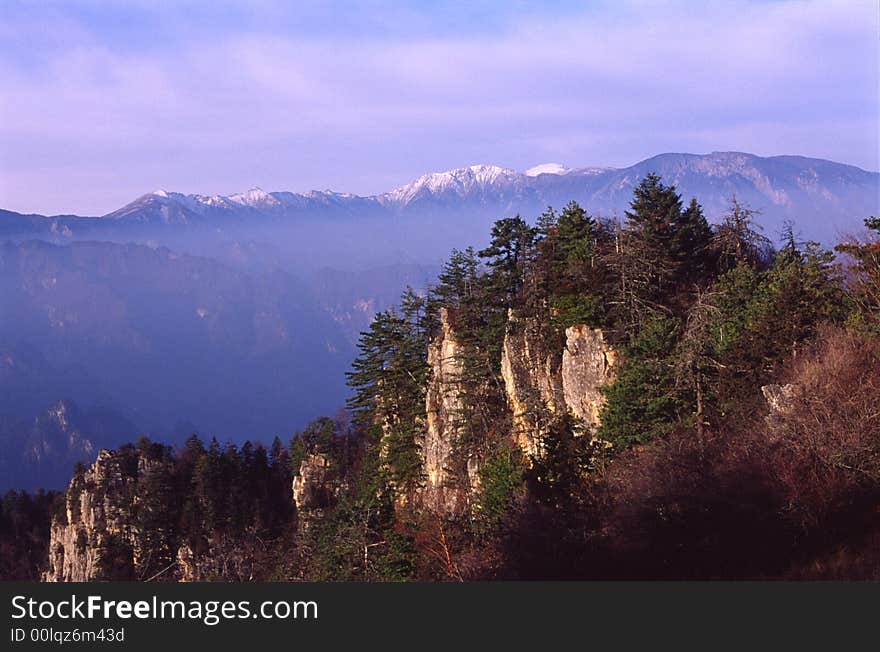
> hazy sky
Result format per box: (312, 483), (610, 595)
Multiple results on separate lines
(1, 0), (877, 215)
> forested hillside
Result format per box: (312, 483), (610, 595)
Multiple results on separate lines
(12, 175), (878, 581)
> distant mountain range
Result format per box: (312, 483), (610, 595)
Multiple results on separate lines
(0, 151), (876, 490)
(3, 152), (877, 246)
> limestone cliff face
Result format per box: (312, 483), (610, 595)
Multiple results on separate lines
(422, 308), (471, 511)
(45, 445), (283, 582)
(418, 309), (617, 511)
(500, 316), (617, 457)
(500, 314), (565, 457)
(43, 449), (155, 582)
(561, 325), (617, 429)
(292, 452), (338, 518)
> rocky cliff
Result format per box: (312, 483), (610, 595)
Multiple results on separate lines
(292, 452), (338, 520)
(500, 314), (565, 457)
(44, 443), (285, 582)
(561, 325), (617, 429)
(420, 309), (617, 512)
(41, 311), (621, 579)
(422, 308), (468, 511)
(43, 449), (155, 582)
(500, 315), (617, 457)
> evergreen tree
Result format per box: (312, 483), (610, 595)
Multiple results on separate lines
(535, 206), (558, 238)
(624, 173), (684, 291)
(430, 247), (480, 312)
(193, 438), (223, 532)
(554, 201), (598, 276)
(133, 440), (177, 579)
(609, 174), (684, 336)
(478, 216), (536, 302)
(347, 287), (430, 490)
(706, 239), (845, 413)
(546, 201), (606, 327)
(597, 313), (683, 447)
(674, 197), (714, 284)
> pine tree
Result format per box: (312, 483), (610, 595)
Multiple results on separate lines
(430, 247), (480, 311)
(546, 201), (605, 326)
(709, 238), (845, 411)
(535, 206), (558, 238)
(193, 438), (223, 532)
(554, 200), (597, 277)
(346, 287), (429, 490)
(597, 313), (683, 447)
(625, 173), (683, 282)
(478, 216), (536, 302)
(674, 197), (713, 285)
(610, 174), (685, 335)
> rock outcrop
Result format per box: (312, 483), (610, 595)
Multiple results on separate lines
(422, 308), (472, 511)
(292, 452), (338, 518)
(500, 315), (617, 457)
(561, 325), (617, 428)
(500, 315), (565, 457)
(45, 444), (276, 582)
(174, 535), (261, 582)
(44, 449), (152, 582)
(418, 309), (619, 512)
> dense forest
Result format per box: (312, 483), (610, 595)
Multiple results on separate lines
(4, 174), (879, 580)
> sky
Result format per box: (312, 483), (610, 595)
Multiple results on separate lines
(0, 0), (877, 216)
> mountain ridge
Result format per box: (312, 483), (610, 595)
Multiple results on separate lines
(104, 151), (879, 221)
(5, 150), (877, 217)
(1, 150), (877, 252)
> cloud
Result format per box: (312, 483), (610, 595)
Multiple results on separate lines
(0, 0), (876, 215)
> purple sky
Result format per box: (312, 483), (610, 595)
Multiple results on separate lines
(1, 0), (877, 216)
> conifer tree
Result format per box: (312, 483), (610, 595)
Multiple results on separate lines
(609, 174), (683, 335)
(430, 247), (480, 311)
(478, 216), (536, 302)
(674, 197), (713, 284)
(347, 287), (429, 490)
(554, 200), (597, 276)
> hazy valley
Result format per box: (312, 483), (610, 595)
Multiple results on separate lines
(0, 151), (876, 493)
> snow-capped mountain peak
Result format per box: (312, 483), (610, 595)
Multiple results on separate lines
(148, 189), (195, 204)
(192, 194), (234, 209)
(91, 152), (878, 245)
(525, 163), (570, 177)
(382, 164), (521, 204)
(228, 187), (279, 208)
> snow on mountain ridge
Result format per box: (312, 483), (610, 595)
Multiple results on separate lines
(228, 187), (280, 208)
(525, 163), (570, 177)
(135, 153), (846, 214)
(381, 164), (521, 204)
(99, 153), (876, 238)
